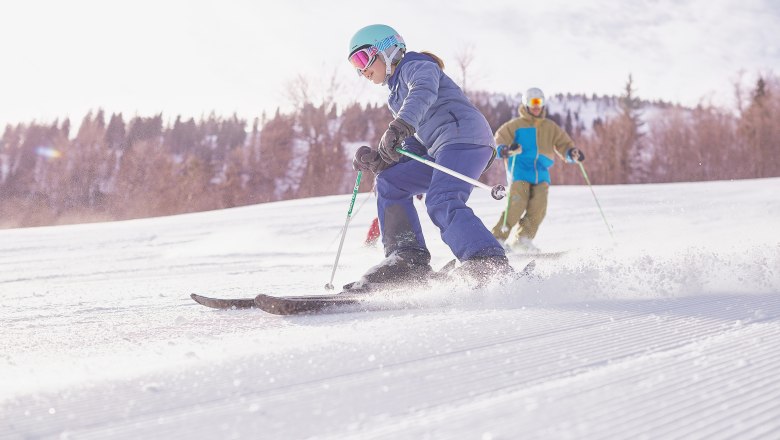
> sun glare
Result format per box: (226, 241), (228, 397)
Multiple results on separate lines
(35, 146), (63, 159)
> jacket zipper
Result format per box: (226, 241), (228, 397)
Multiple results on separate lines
(534, 123), (539, 183)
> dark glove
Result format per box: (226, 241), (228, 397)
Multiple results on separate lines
(498, 143), (521, 159)
(353, 145), (392, 174)
(566, 147), (585, 163)
(378, 117), (414, 164)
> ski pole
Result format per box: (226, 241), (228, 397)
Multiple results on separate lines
(325, 171), (362, 290)
(395, 148), (506, 200)
(577, 162), (614, 239)
(500, 157), (516, 233)
(325, 190), (374, 250)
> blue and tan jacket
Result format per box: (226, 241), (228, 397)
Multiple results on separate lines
(495, 105), (574, 184)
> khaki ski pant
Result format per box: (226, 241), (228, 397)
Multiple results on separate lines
(491, 180), (549, 241)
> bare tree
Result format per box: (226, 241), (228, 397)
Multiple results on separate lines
(454, 44), (476, 94)
(284, 70), (347, 197)
(284, 67), (345, 113)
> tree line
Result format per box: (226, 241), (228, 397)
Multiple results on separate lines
(1, 74), (777, 229)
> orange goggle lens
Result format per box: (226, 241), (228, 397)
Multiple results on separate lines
(529, 97), (544, 107)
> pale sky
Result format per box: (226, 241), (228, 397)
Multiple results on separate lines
(1, 0), (777, 129)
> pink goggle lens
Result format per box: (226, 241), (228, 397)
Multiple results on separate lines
(349, 50), (372, 70)
(349, 46), (379, 73)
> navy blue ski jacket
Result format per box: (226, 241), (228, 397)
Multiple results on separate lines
(385, 52), (494, 157)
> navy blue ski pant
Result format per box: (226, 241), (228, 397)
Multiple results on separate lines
(375, 143), (505, 261)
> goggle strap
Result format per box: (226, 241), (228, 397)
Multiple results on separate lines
(381, 46), (402, 85)
(385, 47), (399, 74)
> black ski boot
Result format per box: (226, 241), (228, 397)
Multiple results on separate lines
(449, 254), (515, 288)
(344, 249), (432, 292)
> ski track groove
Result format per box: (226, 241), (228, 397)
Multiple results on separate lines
(393, 295), (779, 405)
(0, 302), (748, 434)
(706, 389), (780, 440)
(352, 298), (780, 438)
(564, 300), (777, 438)
(326, 296), (780, 436)
(658, 357), (780, 440)
(739, 399), (780, 439)
(538, 333), (780, 440)
(578, 325), (780, 440)
(641, 372), (780, 440)
(4, 295), (778, 439)
(326, 321), (780, 440)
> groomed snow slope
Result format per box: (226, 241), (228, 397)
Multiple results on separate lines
(2, 177), (779, 439)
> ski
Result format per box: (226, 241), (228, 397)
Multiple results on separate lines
(252, 258), (461, 315)
(190, 293), (256, 309)
(253, 292), (382, 315)
(189, 259), (455, 312)
(190, 290), (403, 314)
(191, 259), (535, 315)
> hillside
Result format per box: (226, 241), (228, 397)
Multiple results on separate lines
(2, 177), (779, 438)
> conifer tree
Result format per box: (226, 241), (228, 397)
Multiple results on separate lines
(105, 113), (126, 150)
(619, 74), (648, 183)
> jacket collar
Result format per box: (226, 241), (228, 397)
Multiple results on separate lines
(386, 51), (435, 90)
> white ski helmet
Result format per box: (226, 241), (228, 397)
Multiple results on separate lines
(522, 87), (546, 108)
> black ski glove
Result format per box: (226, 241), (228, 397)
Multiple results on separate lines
(566, 147), (585, 163)
(498, 143), (521, 159)
(498, 145), (508, 159)
(353, 145), (392, 174)
(378, 117), (414, 164)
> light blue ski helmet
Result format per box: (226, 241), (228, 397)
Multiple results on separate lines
(348, 24), (405, 83)
(348, 24), (406, 59)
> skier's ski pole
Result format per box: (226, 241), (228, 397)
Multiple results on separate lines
(395, 148), (506, 200)
(325, 171), (362, 290)
(577, 162), (614, 239)
(500, 157), (516, 233)
(326, 191), (373, 250)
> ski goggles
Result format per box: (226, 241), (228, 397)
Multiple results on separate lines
(348, 35), (402, 74)
(528, 97), (544, 107)
(349, 46), (379, 73)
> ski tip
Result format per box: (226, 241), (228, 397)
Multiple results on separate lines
(515, 259), (537, 278)
(439, 258), (458, 273)
(191, 293), (257, 309)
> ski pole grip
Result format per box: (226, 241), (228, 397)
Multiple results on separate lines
(491, 184), (506, 200)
